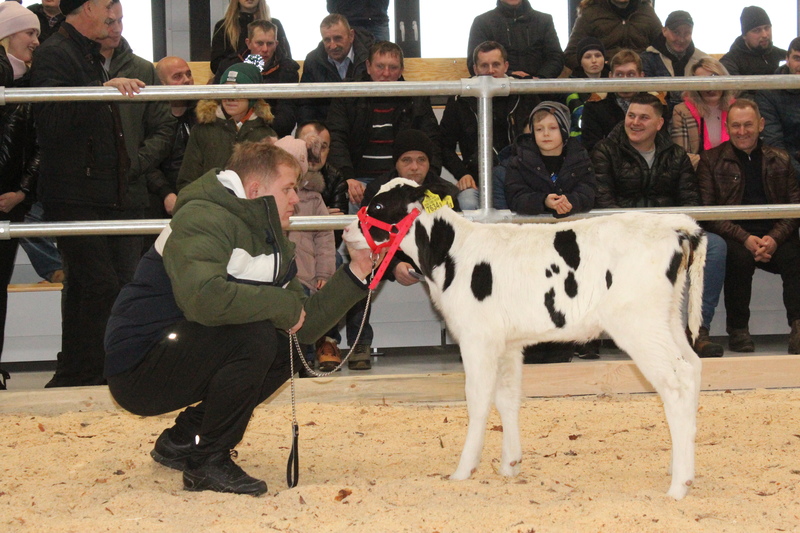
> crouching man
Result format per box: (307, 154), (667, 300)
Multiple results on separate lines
(104, 140), (378, 496)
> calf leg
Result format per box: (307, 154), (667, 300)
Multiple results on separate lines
(494, 349), (523, 477)
(451, 340), (500, 480)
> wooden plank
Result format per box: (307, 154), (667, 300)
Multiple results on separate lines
(8, 283), (62, 293)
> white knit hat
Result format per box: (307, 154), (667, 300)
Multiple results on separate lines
(274, 136), (309, 175)
(0, 2), (40, 41)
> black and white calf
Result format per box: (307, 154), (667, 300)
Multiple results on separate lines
(345, 178), (706, 500)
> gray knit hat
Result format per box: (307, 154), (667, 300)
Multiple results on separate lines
(529, 101), (571, 143)
(740, 6), (771, 34)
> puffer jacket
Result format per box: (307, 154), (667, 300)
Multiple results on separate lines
(467, 0), (564, 78)
(564, 0), (662, 71)
(30, 23), (130, 211)
(176, 99), (276, 191)
(0, 49), (37, 202)
(107, 37), (176, 211)
(210, 13), (291, 76)
(592, 123), (698, 208)
(756, 64), (800, 175)
(721, 36), (786, 77)
(697, 142), (800, 245)
(288, 174), (336, 292)
(504, 136), (596, 216)
(104, 168), (368, 377)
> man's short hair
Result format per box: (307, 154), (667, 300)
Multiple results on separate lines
(321, 13), (351, 31)
(728, 98), (762, 120)
(609, 49), (643, 73)
(296, 120), (328, 137)
(247, 19), (277, 40)
(628, 92), (664, 117)
(472, 40), (508, 66)
(789, 37), (800, 55)
(368, 41), (404, 69)
(226, 140), (300, 185)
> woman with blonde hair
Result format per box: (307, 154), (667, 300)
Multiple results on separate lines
(210, 0), (291, 76)
(671, 57), (737, 169)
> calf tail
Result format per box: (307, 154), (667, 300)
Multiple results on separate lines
(685, 228), (707, 343)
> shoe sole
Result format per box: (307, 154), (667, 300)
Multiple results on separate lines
(183, 474), (267, 496)
(348, 361), (371, 370)
(150, 449), (189, 471)
(318, 362), (342, 372)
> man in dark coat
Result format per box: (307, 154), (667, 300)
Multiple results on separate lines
(327, 0), (389, 41)
(298, 14), (373, 123)
(721, 6), (786, 83)
(467, 0), (564, 79)
(27, 0), (64, 42)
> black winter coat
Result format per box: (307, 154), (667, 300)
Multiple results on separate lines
(504, 136), (596, 217)
(327, 0), (389, 24)
(210, 14), (291, 77)
(320, 162), (348, 248)
(467, 0), (564, 78)
(29, 23), (130, 211)
(721, 36), (786, 77)
(592, 123), (698, 208)
(581, 94), (626, 153)
(0, 50), (37, 202)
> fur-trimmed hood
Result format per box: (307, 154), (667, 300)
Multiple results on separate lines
(194, 98), (274, 125)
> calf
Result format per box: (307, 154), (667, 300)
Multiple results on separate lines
(345, 178), (706, 500)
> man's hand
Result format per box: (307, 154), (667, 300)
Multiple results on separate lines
(346, 245), (386, 281)
(347, 179), (366, 206)
(288, 308), (306, 334)
(163, 193), (177, 215)
(393, 262), (420, 286)
(544, 194), (573, 215)
(0, 191), (25, 213)
(327, 206), (344, 215)
(457, 174), (478, 191)
(754, 235), (777, 263)
(104, 77), (145, 97)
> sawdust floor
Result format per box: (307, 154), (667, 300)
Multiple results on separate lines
(2, 389), (800, 532)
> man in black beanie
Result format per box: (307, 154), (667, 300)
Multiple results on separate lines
(721, 6), (786, 80)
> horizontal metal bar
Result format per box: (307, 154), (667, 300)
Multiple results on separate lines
(4, 74), (800, 103)
(3, 206), (799, 239)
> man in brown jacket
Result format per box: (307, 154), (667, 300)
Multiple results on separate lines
(697, 99), (800, 354)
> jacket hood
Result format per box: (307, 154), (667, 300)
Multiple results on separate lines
(195, 98), (274, 125)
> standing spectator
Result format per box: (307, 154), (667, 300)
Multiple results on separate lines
(564, 37), (609, 143)
(176, 62), (277, 191)
(30, 0), (148, 387)
(672, 57), (736, 169)
(467, 0), (563, 79)
(641, 10), (710, 109)
(327, 0), (389, 42)
(756, 37), (800, 176)
(216, 19), (298, 136)
(564, 0), (661, 72)
(27, 0), (63, 42)
(593, 93), (727, 357)
(298, 14), (374, 123)
(210, 0), (291, 78)
(697, 99), (800, 354)
(151, 56), (195, 219)
(440, 41), (538, 211)
(721, 5), (786, 100)
(0, 2), (40, 389)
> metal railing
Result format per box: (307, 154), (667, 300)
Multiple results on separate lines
(2, 73), (800, 238)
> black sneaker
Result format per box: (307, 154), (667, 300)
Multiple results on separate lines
(151, 429), (194, 471)
(183, 450), (267, 496)
(0, 368), (9, 390)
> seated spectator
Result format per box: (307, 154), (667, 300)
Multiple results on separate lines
(672, 57), (736, 169)
(565, 37), (610, 143)
(697, 99), (800, 354)
(177, 62), (277, 191)
(298, 14), (373, 123)
(564, 0), (662, 72)
(504, 101), (596, 217)
(467, 0), (564, 79)
(326, 0), (389, 42)
(440, 41), (537, 211)
(756, 37), (800, 176)
(593, 93), (726, 357)
(211, 0), (291, 77)
(721, 5), (786, 99)
(642, 10), (710, 109)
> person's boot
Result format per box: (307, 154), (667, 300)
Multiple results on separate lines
(316, 337), (342, 372)
(348, 344), (372, 370)
(151, 428), (194, 471)
(0, 368), (9, 390)
(693, 327), (724, 358)
(788, 320), (800, 354)
(574, 340), (600, 359)
(727, 327), (755, 353)
(183, 450), (267, 496)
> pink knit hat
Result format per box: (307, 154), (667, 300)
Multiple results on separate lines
(0, 2), (40, 41)
(274, 136), (309, 175)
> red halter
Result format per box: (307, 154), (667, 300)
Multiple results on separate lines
(356, 206), (421, 290)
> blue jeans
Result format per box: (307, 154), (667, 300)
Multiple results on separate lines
(354, 20), (390, 42)
(492, 165), (509, 210)
(458, 187), (480, 211)
(19, 202), (63, 281)
(702, 232), (726, 330)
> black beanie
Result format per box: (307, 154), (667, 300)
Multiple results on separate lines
(392, 129), (434, 163)
(60, 0), (90, 16)
(740, 6), (771, 34)
(576, 37), (606, 65)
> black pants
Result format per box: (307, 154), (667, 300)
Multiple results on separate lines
(0, 205), (25, 364)
(723, 237), (800, 329)
(108, 320), (298, 459)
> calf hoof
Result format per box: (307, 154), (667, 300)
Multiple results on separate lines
(499, 459), (521, 478)
(450, 467), (476, 481)
(666, 481), (691, 500)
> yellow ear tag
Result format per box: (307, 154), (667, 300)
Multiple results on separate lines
(422, 191), (454, 214)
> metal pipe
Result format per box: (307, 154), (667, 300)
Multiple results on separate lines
(474, 77), (497, 212)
